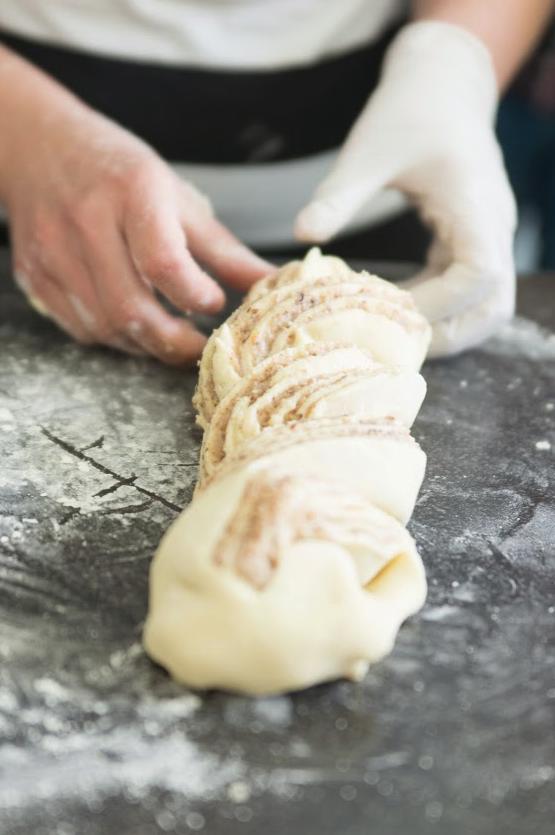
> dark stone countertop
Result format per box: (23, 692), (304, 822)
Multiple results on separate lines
(0, 251), (554, 835)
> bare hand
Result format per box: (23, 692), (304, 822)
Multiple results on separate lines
(2, 91), (272, 363)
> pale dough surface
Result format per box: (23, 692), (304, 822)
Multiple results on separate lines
(194, 248), (431, 427)
(144, 467), (427, 695)
(145, 249), (430, 695)
(198, 416), (427, 524)
(199, 342), (426, 480)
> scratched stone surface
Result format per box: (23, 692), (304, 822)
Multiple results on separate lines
(0, 250), (554, 835)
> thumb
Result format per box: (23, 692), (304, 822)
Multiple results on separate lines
(295, 141), (399, 243)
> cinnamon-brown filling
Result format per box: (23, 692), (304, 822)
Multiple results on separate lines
(213, 471), (400, 590)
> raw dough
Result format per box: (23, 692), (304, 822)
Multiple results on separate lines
(198, 415), (427, 525)
(144, 249), (431, 694)
(194, 247), (431, 427)
(199, 342), (426, 480)
(144, 467), (427, 695)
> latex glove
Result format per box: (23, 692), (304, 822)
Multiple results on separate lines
(0, 46), (271, 364)
(296, 22), (517, 358)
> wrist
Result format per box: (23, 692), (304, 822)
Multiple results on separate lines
(384, 21), (498, 119)
(0, 47), (88, 202)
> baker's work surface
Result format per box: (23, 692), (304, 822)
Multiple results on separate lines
(0, 251), (554, 835)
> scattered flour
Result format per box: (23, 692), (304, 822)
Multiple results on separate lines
(0, 407), (15, 423)
(0, 669), (242, 812)
(252, 697), (292, 728)
(420, 605), (461, 623)
(227, 780), (252, 803)
(0, 729), (242, 809)
(484, 317), (555, 361)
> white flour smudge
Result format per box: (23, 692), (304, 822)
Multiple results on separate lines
(483, 316), (555, 360)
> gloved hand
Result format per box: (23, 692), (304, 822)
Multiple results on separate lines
(296, 22), (517, 358)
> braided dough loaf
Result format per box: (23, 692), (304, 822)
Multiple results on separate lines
(144, 249), (431, 694)
(194, 247), (431, 427)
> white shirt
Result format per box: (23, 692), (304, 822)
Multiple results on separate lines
(0, 1), (407, 68)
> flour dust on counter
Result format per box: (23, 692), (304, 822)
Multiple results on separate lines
(1, 251), (554, 834)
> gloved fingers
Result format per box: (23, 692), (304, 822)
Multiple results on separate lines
(427, 158), (515, 269)
(295, 147), (401, 243)
(295, 188), (372, 243)
(404, 164), (515, 325)
(401, 238), (451, 288)
(427, 284), (515, 358)
(403, 262), (506, 324)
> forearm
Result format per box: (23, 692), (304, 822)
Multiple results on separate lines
(413, 0), (554, 89)
(0, 45), (88, 200)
